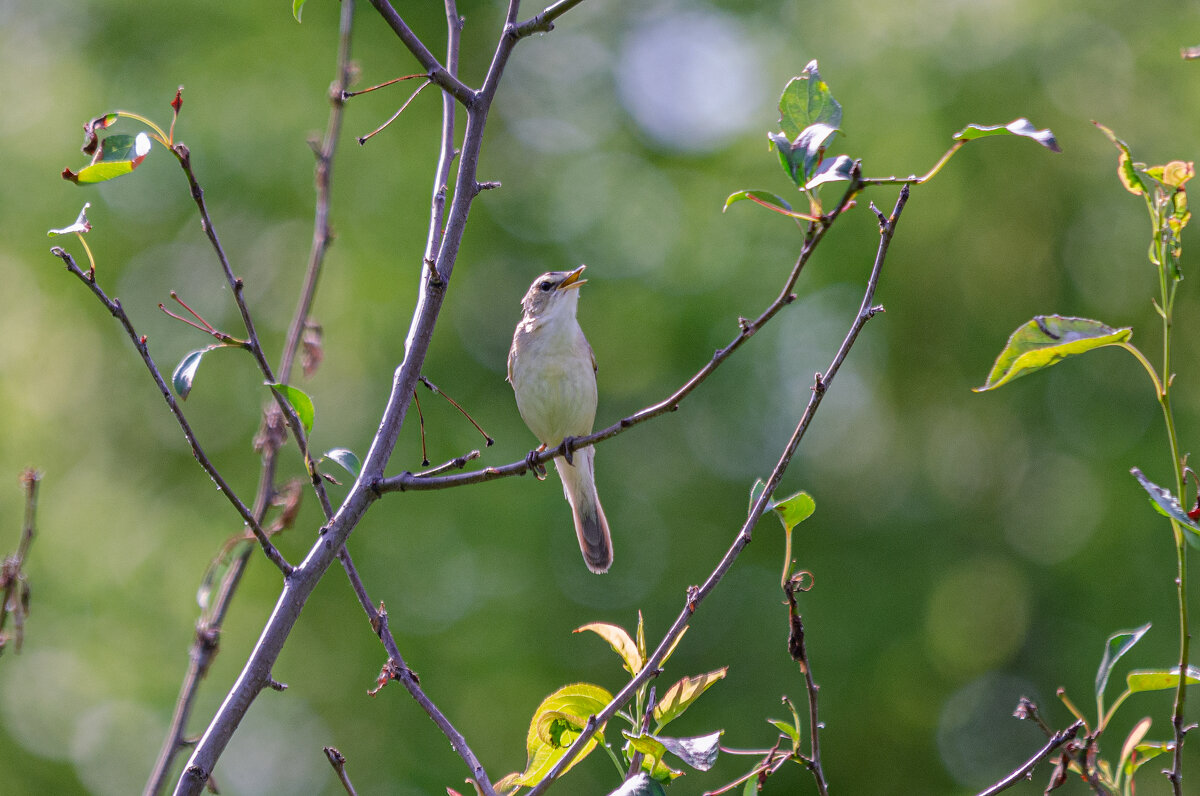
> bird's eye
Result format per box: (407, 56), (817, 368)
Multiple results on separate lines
(538, 280), (553, 292)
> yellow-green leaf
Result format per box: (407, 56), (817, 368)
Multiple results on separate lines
(1126, 740), (1173, 777)
(515, 683), (612, 786)
(653, 668), (727, 730)
(974, 315), (1131, 392)
(1094, 122), (1149, 196)
(772, 491), (815, 532)
(575, 622), (642, 676)
(271, 383), (315, 435)
(1126, 666), (1200, 694)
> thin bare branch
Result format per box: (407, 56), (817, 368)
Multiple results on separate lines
(325, 747), (358, 795)
(973, 720), (1085, 796)
(514, 0), (589, 37)
(0, 469), (40, 657)
(357, 79), (432, 145)
(49, 247), (292, 578)
(169, 144), (276, 383)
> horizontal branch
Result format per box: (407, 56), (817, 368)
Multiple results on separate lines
(377, 173), (865, 496)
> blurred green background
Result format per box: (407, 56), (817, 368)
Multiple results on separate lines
(3, 0), (1200, 793)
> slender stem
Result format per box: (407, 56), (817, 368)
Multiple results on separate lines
(1154, 224), (1189, 796)
(169, 146), (275, 383)
(1119, 342), (1164, 397)
(859, 140), (965, 187)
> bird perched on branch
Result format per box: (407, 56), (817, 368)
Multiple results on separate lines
(508, 265), (613, 574)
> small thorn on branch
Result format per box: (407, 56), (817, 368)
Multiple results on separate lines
(266, 677), (288, 692)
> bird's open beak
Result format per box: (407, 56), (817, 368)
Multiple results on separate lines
(558, 265), (587, 290)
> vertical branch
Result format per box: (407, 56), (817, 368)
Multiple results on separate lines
(172, 0), (558, 790)
(145, 4), (357, 793)
(277, 0), (356, 387)
(0, 469), (40, 657)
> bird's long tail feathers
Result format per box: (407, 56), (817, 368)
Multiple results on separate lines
(555, 447), (613, 574)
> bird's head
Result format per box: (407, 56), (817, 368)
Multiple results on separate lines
(520, 265), (588, 320)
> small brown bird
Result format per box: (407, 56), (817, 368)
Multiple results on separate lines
(508, 265), (613, 573)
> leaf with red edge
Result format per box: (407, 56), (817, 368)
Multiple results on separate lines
(81, 113), (118, 155)
(64, 132), (152, 185)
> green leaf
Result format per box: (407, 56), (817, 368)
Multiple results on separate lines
(575, 621), (643, 676)
(768, 718), (800, 745)
(778, 60), (842, 141)
(974, 315), (1131, 391)
(47, 203), (92, 236)
(1094, 122), (1150, 196)
(749, 479), (776, 513)
(1096, 623), (1152, 702)
(604, 773), (667, 796)
(1130, 468), (1200, 548)
(1127, 666), (1200, 694)
(173, 348), (211, 400)
(953, 118), (1061, 153)
(536, 710), (587, 747)
(63, 132), (152, 185)
(724, 190), (817, 221)
(322, 448), (361, 478)
(658, 731), (722, 771)
(516, 683), (611, 786)
(272, 383), (315, 435)
(804, 154), (856, 190)
(292, 0), (306, 21)
(794, 122), (839, 182)
(772, 491), (815, 532)
(768, 132), (803, 187)
(625, 734), (680, 782)
(725, 190), (792, 213)
(653, 668), (727, 730)
(1126, 740), (1173, 776)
